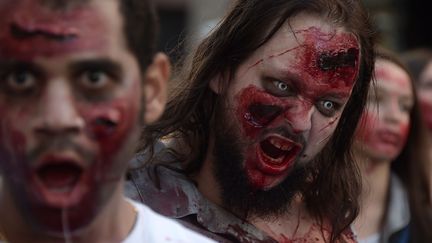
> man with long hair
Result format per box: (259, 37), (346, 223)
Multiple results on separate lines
(128, 0), (376, 242)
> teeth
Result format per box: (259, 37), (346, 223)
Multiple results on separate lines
(269, 138), (294, 151)
(261, 151), (285, 163)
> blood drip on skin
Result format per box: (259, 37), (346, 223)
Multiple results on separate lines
(274, 223), (339, 243)
(318, 116), (339, 133)
(238, 86), (316, 139)
(0, 0), (106, 60)
(0, 121), (28, 178)
(240, 28), (359, 138)
(235, 28), (360, 189)
(238, 86), (285, 138)
(80, 98), (138, 182)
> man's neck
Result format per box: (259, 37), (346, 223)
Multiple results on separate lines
(0, 180), (137, 243)
(192, 140), (223, 206)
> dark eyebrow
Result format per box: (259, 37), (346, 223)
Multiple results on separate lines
(0, 60), (44, 77)
(69, 58), (123, 79)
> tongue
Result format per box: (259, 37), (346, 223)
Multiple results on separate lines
(37, 164), (82, 190)
(260, 139), (287, 160)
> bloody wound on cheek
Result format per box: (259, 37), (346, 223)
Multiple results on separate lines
(246, 103), (283, 127)
(91, 117), (119, 140)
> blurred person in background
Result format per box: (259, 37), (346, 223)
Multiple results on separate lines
(402, 49), (432, 137)
(402, 49), (432, 187)
(353, 49), (432, 243)
(126, 0), (376, 242)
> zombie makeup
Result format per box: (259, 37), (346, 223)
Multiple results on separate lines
(0, 0), (143, 234)
(355, 60), (413, 161)
(234, 27), (359, 189)
(0, 0), (107, 61)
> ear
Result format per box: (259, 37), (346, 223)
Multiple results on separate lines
(143, 52), (171, 124)
(209, 74), (224, 94)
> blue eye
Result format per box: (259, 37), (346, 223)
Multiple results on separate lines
(317, 100), (341, 117)
(323, 101), (334, 110)
(274, 80), (288, 91)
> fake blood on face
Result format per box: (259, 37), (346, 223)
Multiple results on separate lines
(236, 86), (304, 189)
(292, 27), (359, 90)
(0, 0), (107, 60)
(232, 27), (360, 189)
(356, 110), (410, 160)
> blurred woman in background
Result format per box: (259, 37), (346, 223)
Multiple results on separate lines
(402, 50), (432, 189)
(353, 49), (432, 243)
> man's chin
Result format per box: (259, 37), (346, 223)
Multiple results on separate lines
(245, 168), (289, 190)
(22, 179), (99, 234)
(29, 192), (99, 237)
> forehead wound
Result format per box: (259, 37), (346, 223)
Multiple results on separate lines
(10, 21), (78, 42)
(318, 48), (359, 71)
(294, 27), (360, 85)
(0, 1), (105, 59)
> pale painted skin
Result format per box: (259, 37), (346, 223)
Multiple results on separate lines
(418, 61), (432, 132)
(204, 12), (360, 242)
(0, 0), (168, 242)
(212, 12), (359, 189)
(353, 59), (414, 240)
(355, 59), (413, 163)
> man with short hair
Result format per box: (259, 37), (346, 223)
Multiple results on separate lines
(0, 0), (214, 242)
(127, 0), (376, 242)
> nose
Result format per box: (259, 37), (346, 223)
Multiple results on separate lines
(32, 80), (85, 136)
(382, 99), (406, 125)
(283, 99), (314, 134)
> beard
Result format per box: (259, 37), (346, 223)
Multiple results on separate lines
(212, 103), (309, 220)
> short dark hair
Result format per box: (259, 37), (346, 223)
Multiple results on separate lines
(141, 0), (376, 241)
(119, 0), (158, 72)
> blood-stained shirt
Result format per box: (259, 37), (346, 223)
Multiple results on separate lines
(125, 162), (277, 243)
(125, 153), (357, 243)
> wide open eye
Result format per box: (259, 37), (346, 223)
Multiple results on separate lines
(4, 70), (37, 94)
(79, 70), (111, 90)
(316, 99), (341, 117)
(323, 100), (334, 110)
(274, 80), (288, 92)
(264, 80), (294, 97)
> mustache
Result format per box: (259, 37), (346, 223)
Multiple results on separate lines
(260, 126), (306, 147)
(27, 137), (95, 166)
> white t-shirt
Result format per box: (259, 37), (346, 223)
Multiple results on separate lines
(358, 233), (380, 243)
(124, 200), (215, 243)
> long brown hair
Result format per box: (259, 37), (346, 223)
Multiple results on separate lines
(377, 49), (432, 242)
(140, 0), (376, 241)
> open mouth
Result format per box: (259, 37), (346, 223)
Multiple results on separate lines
(256, 135), (302, 175)
(36, 161), (83, 194)
(31, 155), (88, 208)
